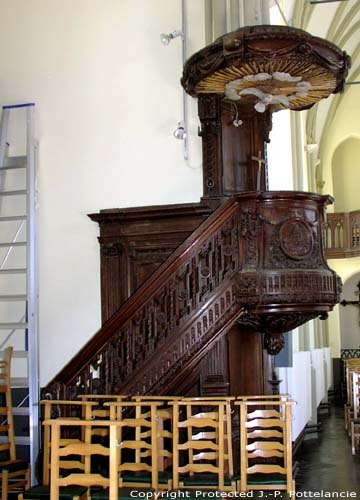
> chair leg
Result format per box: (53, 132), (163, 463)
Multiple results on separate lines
(2, 469), (9, 500)
(351, 422), (356, 455)
(25, 465), (31, 488)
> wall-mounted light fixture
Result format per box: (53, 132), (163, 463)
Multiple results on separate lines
(160, 30), (184, 45)
(173, 121), (187, 140)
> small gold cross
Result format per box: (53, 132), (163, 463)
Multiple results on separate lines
(251, 150), (266, 191)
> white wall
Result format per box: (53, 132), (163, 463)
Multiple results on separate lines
(339, 271), (360, 350)
(327, 257), (360, 356)
(0, 1), (205, 385)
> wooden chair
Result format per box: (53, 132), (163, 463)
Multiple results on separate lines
(181, 396), (235, 478)
(40, 399), (98, 485)
(236, 395), (290, 401)
(77, 394), (128, 438)
(0, 346), (30, 499)
(350, 371), (360, 454)
(344, 360), (360, 434)
(132, 396), (182, 476)
(236, 399), (296, 495)
(19, 419), (123, 500)
(105, 401), (164, 490)
(77, 394), (128, 419)
(171, 400), (235, 491)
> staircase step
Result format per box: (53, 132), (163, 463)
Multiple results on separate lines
(0, 322), (28, 329)
(1, 156), (27, 169)
(0, 215), (27, 221)
(0, 268), (27, 274)
(0, 190), (27, 196)
(0, 242), (26, 248)
(0, 294), (27, 301)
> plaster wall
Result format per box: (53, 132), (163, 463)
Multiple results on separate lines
(327, 257), (360, 356)
(0, 0), (204, 384)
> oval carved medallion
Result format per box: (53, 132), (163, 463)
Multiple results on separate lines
(279, 218), (313, 260)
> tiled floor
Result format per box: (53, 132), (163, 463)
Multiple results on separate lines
(295, 404), (360, 495)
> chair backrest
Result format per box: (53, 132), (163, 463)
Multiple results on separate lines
(0, 346), (15, 461)
(44, 419), (121, 500)
(181, 396), (235, 476)
(236, 400), (296, 493)
(345, 360), (360, 406)
(236, 395), (290, 401)
(132, 396), (182, 472)
(77, 394), (128, 418)
(105, 401), (160, 489)
(40, 400), (99, 485)
(171, 400), (230, 490)
(352, 372), (360, 420)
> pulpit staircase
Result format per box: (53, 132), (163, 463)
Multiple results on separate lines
(45, 197), (245, 399)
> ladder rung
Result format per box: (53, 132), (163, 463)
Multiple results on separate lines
(15, 436), (31, 446)
(0, 215), (27, 222)
(0, 408), (8, 415)
(0, 268), (27, 274)
(1, 156), (27, 169)
(13, 407), (29, 416)
(0, 294), (27, 301)
(0, 190), (27, 196)
(0, 435), (30, 446)
(0, 350), (28, 358)
(0, 425), (10, 432)
(10, 377), (28, 387)
(0, 322), (28, 329)
(0, 242), (26, 248)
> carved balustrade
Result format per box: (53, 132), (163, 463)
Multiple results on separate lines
(45, 199), (242, 399)
(44, 192), (340, 400)
(325, 210), (360, 259)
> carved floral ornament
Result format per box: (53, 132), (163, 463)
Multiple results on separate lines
(224, 71), (312, 113)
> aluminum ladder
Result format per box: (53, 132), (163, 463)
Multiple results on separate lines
(0, 103), (39, 484)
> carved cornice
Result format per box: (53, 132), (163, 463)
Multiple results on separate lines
(182, 25), (350, 112)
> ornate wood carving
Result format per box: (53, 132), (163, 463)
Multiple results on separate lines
(182, 25), (350, 106)
(45, 191), (341, 398)
(89, 202), (213, 323)
(45, 199), (242, 399)
(264, 333), (285, 355)
(198, 95), (223, 198)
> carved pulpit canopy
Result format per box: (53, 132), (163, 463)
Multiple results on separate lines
(182, 25), (350, 113)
